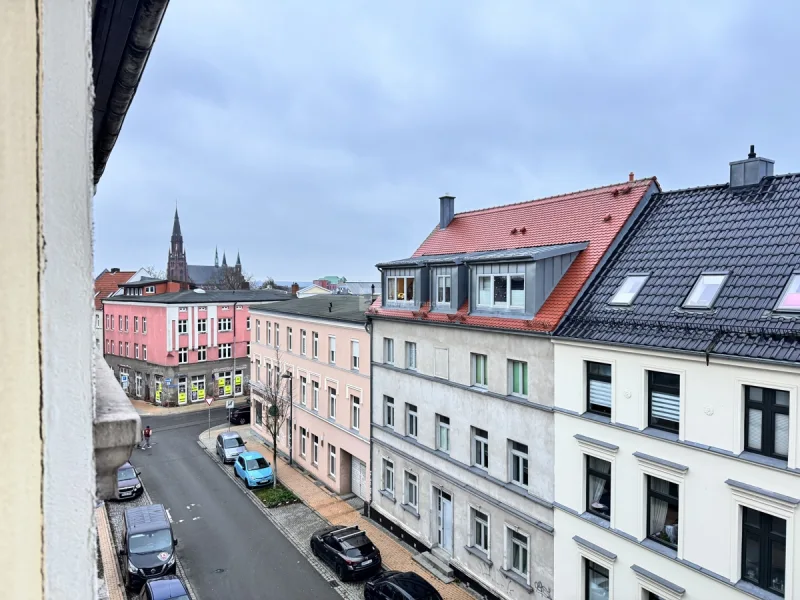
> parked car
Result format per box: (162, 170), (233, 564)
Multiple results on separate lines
(116, 461), (143, 501)
(137, 575), (190, 600)
(215, 431), (246, 464)
(310, 525), (382, 581)
(120, 504), (178, 590)
(364, 571), (442, 600)
(233, 451), (274, 488)
(228, 401), (251, 425)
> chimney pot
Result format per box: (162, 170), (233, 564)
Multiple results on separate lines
(628, 172), (634, 182)
(439, 194), (455, 229)
(730, 145), (774, 188)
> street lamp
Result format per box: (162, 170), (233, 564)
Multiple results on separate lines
(281, 370), (293, 466)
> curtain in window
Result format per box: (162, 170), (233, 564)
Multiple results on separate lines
(649, 478), (670, 537)
(589, 380), (612, 408)
(589, 459), (609, 504)
(748, 408), (763, 450)
(775, 413), (790, 456)
(651, 390), (680, 424)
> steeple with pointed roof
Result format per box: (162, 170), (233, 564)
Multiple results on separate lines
(214, 246), (219, 268)
(167, 204), (188, 282)
(222, 252), (228, 268)
(235, 251), (241, 273)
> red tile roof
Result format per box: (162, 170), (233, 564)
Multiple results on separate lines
(94, 270), (136, 309)
(371, 178), (658, 332)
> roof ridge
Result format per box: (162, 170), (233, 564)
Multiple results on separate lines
(658, 171), (800, 196)
(452, 177), (657, 218)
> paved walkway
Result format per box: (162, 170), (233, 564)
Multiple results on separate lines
(199, 424), (475, 600)
(96, 503), (126, 600)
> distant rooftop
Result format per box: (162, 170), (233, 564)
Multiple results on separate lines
(250, 294), (369, 324)
(103, 288), (291, 305)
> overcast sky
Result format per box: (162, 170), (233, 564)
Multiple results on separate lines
(94, 1), (800, 282)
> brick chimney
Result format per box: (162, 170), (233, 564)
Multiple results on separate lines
(291, 282), (299, 296)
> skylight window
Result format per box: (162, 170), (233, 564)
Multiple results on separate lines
(775, 274), (800, 312)
(609, 274), (649, 306)
(683, 273), (728, 309)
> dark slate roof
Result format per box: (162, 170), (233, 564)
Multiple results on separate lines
(250, 294), (370, 324)
(558, 173), (800, 363)
(103, 289), (291, 304)
(376, 243), (588, 268)
(187, 264), (221, 285)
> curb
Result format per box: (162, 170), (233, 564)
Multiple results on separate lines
(96, 504), (126, 600)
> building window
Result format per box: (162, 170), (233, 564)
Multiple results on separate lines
(218, 318), (231, 332)
(437, 275), (451, 304)
(745, 385), (790, 459)
(404, 471), (418, 508)
(585, 560), (610, 600)
(405, 342), (417, 370)
(647, 476), (679, 549)
(197, 346), (206, 361)
(467, 508), (489, 556)
(742, 507), (786, 596)
(329, 336), (336, 363)
(509, 360), (528, 397)
(219, 343), (232, 359)
(312, 332), (319, 358)
(472, 427), (489, 469)
(509, 440), (528, 488)
(386, 276), (415, 302)
(134, 344), (139, 359)
(255, 401), (263, 426)
(683, 273), (728, 308)
(648, 371), (680, 433)
(246, 316), (250, 330)
(256, 320), (261, 342)
(406, 404), (418, 438)
(351, 395), (360, 430)
(125, 342), (129, 357)
(329, 445), (336, 477)
(124, 316), (129, 331)
(267, 363), (273, 387)
(775, 273), (800, 312)
(384, 396), (395, 428)
(609, 273), (649, 305)
(383, 459), (394, 494)
(436, 414), (450, 452)
(118, 315), (122, 330)
(351, 340), (359, 370)
(246, 342), (250, 356)
(275, 323), (280, 348)
(144, 285), (155, 294)
(133, 316), (139, 332)
(255, 358), (261, 382)
(587, 362), (612, 416)
(472, 353), (488, 387)
(300, 376), (307, 405)
(178, 347), (188, 364)
(329, 387), (337, 420)
(300, 427), (307, 456)
(287, 327), (292, 351)
(267, 322), (272, 345)
(312, 381), (319, 411)
(312, 434), (319, 465)
(300, 329), (306, 354)
(507, 529), (529, 578)
(190, 375), (205, 402)
(477, 274), (525, 308)
(142, 345), (147, 360)
(384, 338), (395, 364)
(586, 455), (611, 520)
(178, 320), (187, 334)
(180, 306), (189, 311)
(142, 317), (147, 334)
(118, 341), (122, 355)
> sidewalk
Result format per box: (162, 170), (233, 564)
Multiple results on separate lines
(199, 424), (476, 600)
(96, 503), (126, 600)
(131, 397), (236, 416)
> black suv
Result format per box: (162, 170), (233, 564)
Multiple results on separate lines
(365, 571), (442, 600)
(228, 401), (251, 425)
(310, 525), (381, 581)
(119, 504), (178, 590)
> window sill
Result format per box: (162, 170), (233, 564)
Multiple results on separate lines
(734, 579), (784, 600)
(401, 503), (420, 518)
(464, 545), (492, 566)
(379, 489), (396, 503)
(581, 511), (611, 528)
(500, 568), (533, 593)
(644, 427), (680, 442)
(328, 474), (336, 481)
(641, 537), (678, 559)
(582, 411), (612, 424)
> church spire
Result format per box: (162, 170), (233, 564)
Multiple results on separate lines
(172, 203), (182, 237)
(214, 246), (219, 267)
(167, 203), (188, 282)
(222, 251), (228, 267)
(236, 251), (241, 267)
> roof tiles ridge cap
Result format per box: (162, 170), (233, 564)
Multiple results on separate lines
(451, 177), (656, 218)
(658, 171), (800, 196)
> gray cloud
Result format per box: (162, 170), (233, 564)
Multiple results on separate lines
(95, 0), (800, 281)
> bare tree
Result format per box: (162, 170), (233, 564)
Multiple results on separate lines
(254, 349), (292, 487)
(143, 265), (166, 279)
(258, 276), (276, 289)
(204, 266), (253, 290)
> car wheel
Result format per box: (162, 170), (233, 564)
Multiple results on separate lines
(310, 541), (317, 556)
(336, 563), (346, 581)
(238, 416), (246, 425)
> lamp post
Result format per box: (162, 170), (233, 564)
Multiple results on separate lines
(281, 370), (293, 466)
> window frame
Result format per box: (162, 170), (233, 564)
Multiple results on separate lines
(351, 340), (360, 370)
(436, 274), (452, 304)
(329, 445), (336, 478)
(477, 273), (525, 309)
(509, 440), (529, 488)
(142, 317), (146, 333)
(177, 319), (187, 335)
(744, 385), (790, 460)
(404, 471), (418, 509)
(312, 434), (319, 465)
(436, 414), (450, 453)
(218, 317), (232, 332)
(585, 455), (612, 521)
(406, 404), (418, 438)
(508, 359), (528, 397)
(648, 370), (681, 434)
(774, 273), (800, 312)
(300, 427), (307, 456)
(329, 335), (336, 364)
(197, 318), (207, 334)
(300, 376), (307, 406)
(472, 353), (488, 388)
(741, 507), (787, 596)
(312, 380), (319, 411)
(471, 507), (490, 555)
(386, 275), (415, 303)
(275, 323), (280, 348)
(287, 327), (292, 351)
(178, 347), (188, 364)
(609, 273), (650, 306)
(218, 343), (232, 360)
(329, 387), (337, 420)
(383, 458), (395, 495)
(506, 528), (529, 579)
(682, 271), (729, 309)
(142, 345), (147, 360)
(246, 316), (250, 330)
(351, 395), (360, 430)
(300, 329), (306, 354)
(646, 475), (680, 550)
(405, 341), (417, 370)
(133, 316), (139, 333)
(384, 338), (395, 364)
(586, 361), (613, 417)
(584, 559), (610, 600)
(384, 396), (395, 428)
(472, 426), (489, 470)
(197, 346), (206, 362)
(312, 332), (319, 359)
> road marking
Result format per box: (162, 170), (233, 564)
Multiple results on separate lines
(192, 516), (201, 521)
(166, 508), (173, 523)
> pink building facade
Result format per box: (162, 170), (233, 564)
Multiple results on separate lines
(103, 288), (291, 406)
(249, 295), (372, 499)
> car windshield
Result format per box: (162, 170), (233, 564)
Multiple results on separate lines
(397, 579), (438, 599)
(341, 535), (373, 558)
(246, 458), (269, 470)
(223, 437), (243, 449)
(117, 467), (136, 481)
(128, 530), (173, 555)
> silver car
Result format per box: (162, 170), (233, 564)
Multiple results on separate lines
(216, 431), (246, 464)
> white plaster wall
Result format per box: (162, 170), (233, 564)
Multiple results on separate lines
(553, 340), (800, 599)
(41, 0), (96, 598)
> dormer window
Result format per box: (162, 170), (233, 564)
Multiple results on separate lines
(437, 275), (451, 303)
(683, 273), (728, 309)
(775, 273), (800, 312)
(387, 276), (415, 302)
(477, 274), (524, 308)
(609, 274), (649, 306)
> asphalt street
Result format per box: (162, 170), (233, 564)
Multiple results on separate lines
(133, 407), (342, 600)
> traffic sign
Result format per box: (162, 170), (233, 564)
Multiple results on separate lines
(120, 374), (128, 382)
(225, 399), (235, 409)
(205, 396), (213, 406)
(164, 378), (172, 385)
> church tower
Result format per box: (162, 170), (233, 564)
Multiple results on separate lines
(166, 206), (189, 282)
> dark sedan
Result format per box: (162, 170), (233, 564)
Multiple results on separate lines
(228, 401), (251, 425)
(310, 525), (381, 581)
(364, 571), (442, 600)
